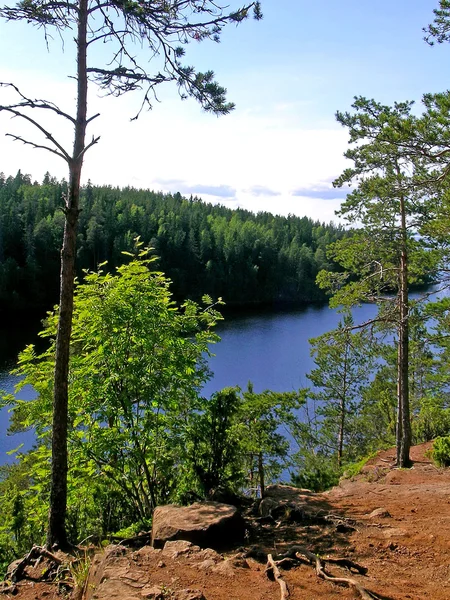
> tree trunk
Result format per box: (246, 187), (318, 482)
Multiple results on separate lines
(396, 186), (411, 468)
(337, 397), (345, 469)
(47, 0), (88, 548)
(337, 333), (349, 469)
(258, 451), (265, 498)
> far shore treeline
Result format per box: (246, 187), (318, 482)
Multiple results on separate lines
(0, 170), (344, 314)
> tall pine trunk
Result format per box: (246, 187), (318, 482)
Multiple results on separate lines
(337, 336), (349, 469)
(47, 0), (88, 548)
(396, 187), (411, 468)
(258, 451), (265, 498)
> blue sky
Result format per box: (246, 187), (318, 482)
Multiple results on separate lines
(1, 0), (450, 222)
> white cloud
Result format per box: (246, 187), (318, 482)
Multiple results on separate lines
(0, 67), (349, 222)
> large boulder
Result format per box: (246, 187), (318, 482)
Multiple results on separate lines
(151, 502), (246, 550)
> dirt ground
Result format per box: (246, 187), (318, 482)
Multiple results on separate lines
(3, 441), (450, 600)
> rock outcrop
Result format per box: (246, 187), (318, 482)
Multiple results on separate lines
(151, 502), (246, 550)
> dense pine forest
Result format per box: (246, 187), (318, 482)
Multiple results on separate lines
(0, 171), (343, 313)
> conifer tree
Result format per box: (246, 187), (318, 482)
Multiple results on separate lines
(305, 315), (374, 467)
(317, 97), (442, 467)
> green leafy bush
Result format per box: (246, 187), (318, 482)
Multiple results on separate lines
(290, 452), (341, 492)
(431, 436), (450, 467)
(412, 405), (450, 444)
(343, 453), (377, 479)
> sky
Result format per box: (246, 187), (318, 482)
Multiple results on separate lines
(1, 0), (450, 223)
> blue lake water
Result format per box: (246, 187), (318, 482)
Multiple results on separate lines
(203, 303), (378, 397)
(0, 301), (379, 463)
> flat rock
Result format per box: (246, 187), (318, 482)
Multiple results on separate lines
(151, 502), (246, 549)
(140, 586), (205, 600)
(258, 497), (278, 517)
(162, 540), (201, 558)
(367, 507), (392, 519)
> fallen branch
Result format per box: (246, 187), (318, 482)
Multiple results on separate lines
(0, 583), (17, 595)
(266, 553), (289, 600)
(276, 545), (382, 600)
(325, 557), (368, 575)
(8, 545), (62, 583)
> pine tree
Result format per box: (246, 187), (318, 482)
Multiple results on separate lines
(317, 97), (443, 467)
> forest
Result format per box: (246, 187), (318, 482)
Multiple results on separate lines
(0, 170), (343, 312)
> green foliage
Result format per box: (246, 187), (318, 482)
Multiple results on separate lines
(188, 387), (243, 496)
(290, 451), (341, 492)
(0, 244), (306, 559)
(0, 448), (49, 576)
(1, 249), (223, 550)
(351, 364), (397, 455)
(295, 316), (375, 468)
(315, 94), (450, 467)
(342, 453), (376, 480)
(184, 384), (303, 498)
(413, 405), (450, 443)
(425, 1), (450, 45)
(69, 549), (91, 591)
(237, 383), (304, 495)
(431, 436), (450, 467)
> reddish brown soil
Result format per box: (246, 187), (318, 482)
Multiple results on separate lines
(4, 442), (450, 600)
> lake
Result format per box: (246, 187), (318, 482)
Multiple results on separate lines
(0, 302), (379, 463)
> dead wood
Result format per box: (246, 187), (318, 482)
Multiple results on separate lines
(9, 546), (41, 583)
(325, 557), (368, 575)
(266, 553), (289, 600)
(276, 545), (381, 600)
(8, 545), (63, 583)
(280, 506), (359, 531)
(0, 583), (17, 595)
(39, 548), (63, 565)
(271, 557), (298, 570)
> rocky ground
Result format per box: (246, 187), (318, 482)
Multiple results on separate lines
(2, 442), (450, 600)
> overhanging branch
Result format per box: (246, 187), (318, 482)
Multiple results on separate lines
(5, 133), (69, 161)
(0, 106), (70, 161)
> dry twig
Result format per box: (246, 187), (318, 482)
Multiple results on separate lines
(275, 545), (382, 600)
(266, 553), (289, 600)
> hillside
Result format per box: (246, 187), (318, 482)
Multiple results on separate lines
(3, 442), (449, 600)
(0, 172), (344, 312)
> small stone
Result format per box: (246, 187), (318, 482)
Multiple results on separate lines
(228, 553), (250, 569)
(367, 508), (391, 519)
(212, 560), (236, 577)
(388, 542), (398, 551)
(197, 559), (216, 571)
(140, 585), (165, 599)
(174, 590), (206, 600)
(196, 548), (221, 562)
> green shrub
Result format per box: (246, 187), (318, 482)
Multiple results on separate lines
(290, 453), (341, 492)
(343, 452), (377, 479)
(413, 406), (450, 444)
(431, 436), (450, 467)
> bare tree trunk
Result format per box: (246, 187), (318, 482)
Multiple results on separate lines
(337, 397), (345, 469)
(258, 451), (265, 498)
(337, 333), (349, 469)
(396, 186), (411, 468)
(47, 0), (88, 548)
